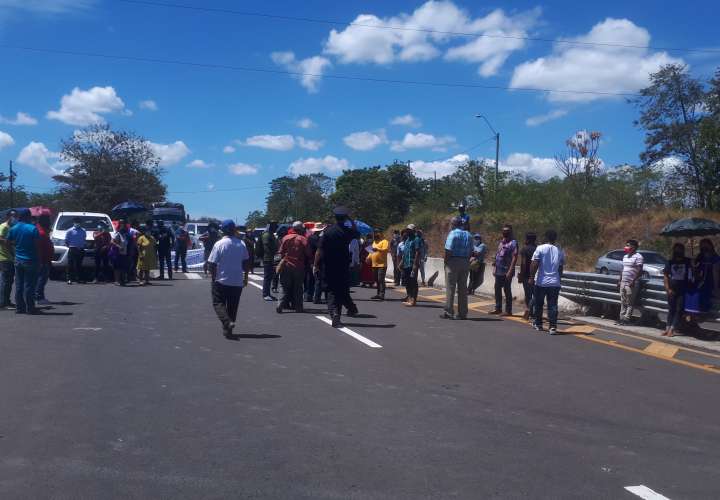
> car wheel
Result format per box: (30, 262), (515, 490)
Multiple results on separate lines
(600, 267), (609, 275)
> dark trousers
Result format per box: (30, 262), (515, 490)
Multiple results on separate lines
(67, 247), (85, 282)
(158, 250), (172, 278)
(667, 291), (684, 329)
(95, 253), (110, 281)
(304, 268), (315, 301)
(0, 260), (14, 307)
(262, 263), (275, 297)
(211, 281), (242, 329)
(327, 277), (356, 318)
(280, 267), (305, 311)
(468, 263), (485, 293)
(522, 280), (535, 316)
(35, 263), (50, 300)
(313, 270), (324, 303)
(15, 261), (37, 314)
(373, 267), (386, 298)
(403, 267), (419, 301)
(534, 286), (560, 328)
(174, 246), (187, 272)
(494, 274), (513, 313)
(393, 258), (401, 285)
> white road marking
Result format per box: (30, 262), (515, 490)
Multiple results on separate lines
(315, 315), (383, 349)
(624, 485), (671, 500)
(73, 327), (102, 332)
(248, 274), (263, 282)
(248, 282), (263, 290)
(183, 273), (202, 280)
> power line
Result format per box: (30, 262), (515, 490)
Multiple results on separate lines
(413, 136), (498, 165)
(0, 44), (644, 98)
(118, 0), (720, 55)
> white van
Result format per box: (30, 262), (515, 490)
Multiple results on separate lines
(51, 211), (115, 270)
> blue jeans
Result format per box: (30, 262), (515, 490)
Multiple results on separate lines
(0, 260), (14, 307)
(262, 263), (275, 297)
(36, 263), (50, 300)
(15, 260), (38, 313)
(534, 286), (560, 329)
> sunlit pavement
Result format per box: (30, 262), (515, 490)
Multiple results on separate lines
(1, 276), (718, 499)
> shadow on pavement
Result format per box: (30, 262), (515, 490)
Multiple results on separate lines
(461, 317), (502, 322)
(229, 334), (282, 340)
(29, 311), (74, 316)
(342, 323), (395, 329)
(49, 301), (82, 306)
(350, 313), (377, 319)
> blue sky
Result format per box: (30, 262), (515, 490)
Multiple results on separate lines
(0, 0), (718, 221)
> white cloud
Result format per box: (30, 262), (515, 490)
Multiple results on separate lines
(16, 141), (69, 176)
(139, 100), (158, 111)
(243, 134), (295, 151)
(391, 132), (456, 151)
(343, 130), (388, 151)
(186, 159), (212, 169)
(0, 112), (38, 126)
(0, 0), (96, 13)
(271, 51), (332, 93)
(501, 153), (558, 179)
(296, 136), (324, 151)
(510, 18), (684, 102)
(206, 182), (215, 191)
(296, 117), (316, 129)
(228, 163), (259, 175)
(288, 155), (351, 176)
(148, 141), (191, 166)
(222, 145), (236, 154)
(390, 114), (421, 128)
(525, 109), (568, 127)
(410, 154), (470, 179)
(0, 131), (14, 149)
(323, 3), (538, 77)
(47, 86), (126, 126)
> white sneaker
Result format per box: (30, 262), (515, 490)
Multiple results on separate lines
(549, 327), (558, 335)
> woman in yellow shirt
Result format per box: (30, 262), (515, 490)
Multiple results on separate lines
(368, 230), (389, 300)
(136, 225), (158, 286)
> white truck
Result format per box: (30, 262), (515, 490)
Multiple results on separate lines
(51, 211), (115, 272)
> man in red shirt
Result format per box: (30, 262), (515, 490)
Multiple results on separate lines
(35, 215), (55, 305)
(93, 223), (112, 283)
(276, 221), (311, 314)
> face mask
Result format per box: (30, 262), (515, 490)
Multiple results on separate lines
(624, 246), (632, 254)
(73, 223), (81, 229)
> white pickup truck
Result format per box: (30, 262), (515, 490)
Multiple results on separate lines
(51, 211), (115, 271)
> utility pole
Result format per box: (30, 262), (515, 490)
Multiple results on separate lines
(9, 160), (14, 208)
(476, 114), (500, 193)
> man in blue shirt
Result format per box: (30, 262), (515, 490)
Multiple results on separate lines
(7, 208), (40, 314)
(65, 217), (87, 284)
(442, 216), (473, 320)
(401, 224), (423, 307)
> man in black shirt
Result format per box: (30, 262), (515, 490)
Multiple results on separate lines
(314, 207), (359, 327)
(154, 221), (175, 280)
(517, 232), (537, 321)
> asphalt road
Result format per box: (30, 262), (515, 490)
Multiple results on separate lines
(1, 273), (718, 499)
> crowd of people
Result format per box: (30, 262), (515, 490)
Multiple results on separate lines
(2, 204), (719, 341)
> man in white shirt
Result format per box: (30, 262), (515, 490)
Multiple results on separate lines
(208, 219), (250, 338)
(618, 238), (644, 325)
(528, 229), (565, 335)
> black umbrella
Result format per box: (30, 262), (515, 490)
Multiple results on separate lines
(660, 217), (720, 238)
(111, 201), (147, 215)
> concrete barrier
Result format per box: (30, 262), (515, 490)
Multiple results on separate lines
(387, 256), (583, 314)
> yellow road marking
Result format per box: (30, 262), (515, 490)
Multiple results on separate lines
(597, 329), (720, 360)
(421, 294), (447, 301)
(573, 335), (720, 374)
(561, 325), (596, 334)
(643, 342), (679, 358)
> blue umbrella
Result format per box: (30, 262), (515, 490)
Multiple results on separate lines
(112, 201), (147, 215)
(354, 220), (373, 235)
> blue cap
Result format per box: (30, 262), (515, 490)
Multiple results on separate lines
(16, 208), (31, 218)
(221, 219), (236, 233)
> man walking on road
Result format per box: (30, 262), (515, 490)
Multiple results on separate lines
(154, 221), (174, 280)
(259, 221), (279, 301)
(65, 217), (87, 284)
(529, 230), (564, 334)
(7, 209), (40, 314)
(401, 224), (423, 307)
(35, 215), (54, 305)
(441, 216), (473, 320)
(618, 239), (644, 325)
(208, 219), (250, 339)
(491, 225), (518, 316)
(277, 221), (310, 314)
(370, 229), (389, 301)
(93, 224), (112, 283)
(200, 222), (220, 275)
(390, 230), (401, 286)
(0, 209), (17, 310)
(518, 232), (538, 321)
(468, 233), (487, 295)
(314, 207), (358, 327)
(173, 222), (189, 273)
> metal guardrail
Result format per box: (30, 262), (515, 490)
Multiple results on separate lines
(560, 271), (668, 314)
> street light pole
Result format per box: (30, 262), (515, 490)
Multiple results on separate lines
(475, 114), (500, 192)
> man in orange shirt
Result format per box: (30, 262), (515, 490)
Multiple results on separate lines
(277, 221), (311, 314)
(369, 229), (390, 301)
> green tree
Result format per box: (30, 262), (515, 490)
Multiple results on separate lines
(245, 209), (268, 228)
(53, 124), (167, 213)
(633, 64), (716, 208)
(265, 174), (332, 222)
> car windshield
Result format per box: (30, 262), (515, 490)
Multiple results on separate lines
(641, 252), (667, 265)
(56, 215), (110, 231)
(196, 225), (208, 234)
